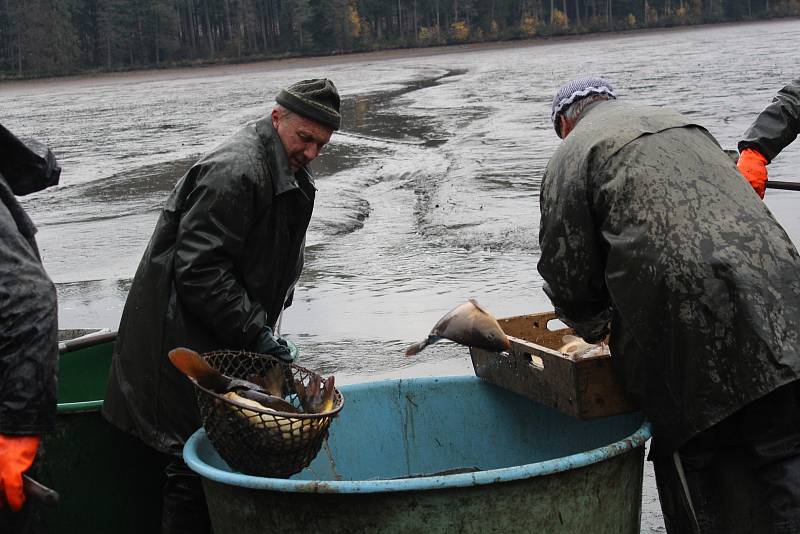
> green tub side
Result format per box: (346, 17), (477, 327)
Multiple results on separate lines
(37, 333), (167, 533)
(56, 332), (117, 412)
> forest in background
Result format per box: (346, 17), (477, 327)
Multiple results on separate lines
(1, 0), (797, 78)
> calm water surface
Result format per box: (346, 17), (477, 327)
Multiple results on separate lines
(3, 19), (799, 533)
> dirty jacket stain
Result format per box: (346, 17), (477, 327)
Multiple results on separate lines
(538, 100), (800, 454)
(102, 117), (315, 455)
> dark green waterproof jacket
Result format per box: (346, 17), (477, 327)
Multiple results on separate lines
(102, 117), (315, 455)
(739, 77), (800, 161)
(0, 125), (59, 435)
(538, 101), (800, 454)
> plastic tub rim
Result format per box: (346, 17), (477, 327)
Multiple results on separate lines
(58, 400), (104, 413)
(184, 375), (652, 494)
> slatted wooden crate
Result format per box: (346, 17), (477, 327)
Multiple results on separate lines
(469, 311), (638, 419)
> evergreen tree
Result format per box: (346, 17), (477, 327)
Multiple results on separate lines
(7, 0), (80, 75)
(0, 0), (795, 77)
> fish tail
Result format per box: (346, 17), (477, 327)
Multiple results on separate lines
(319, 376), (336, 413)
(404, 336), (441, 357)
(404, 339), (429, 356)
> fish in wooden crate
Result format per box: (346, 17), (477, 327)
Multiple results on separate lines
(558, 335), (610, 359)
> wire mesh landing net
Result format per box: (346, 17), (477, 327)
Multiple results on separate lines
(194, 350), (343, 478)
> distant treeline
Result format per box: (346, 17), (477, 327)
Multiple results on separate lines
(1, 0), (797, 77)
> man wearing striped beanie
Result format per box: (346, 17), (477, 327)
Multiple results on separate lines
(539, 76), (800, 533)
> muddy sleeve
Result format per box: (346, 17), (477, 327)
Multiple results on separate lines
(537, 159), (611, 343)
(738, 78), (800, 161)
(172, 163), (267, 348)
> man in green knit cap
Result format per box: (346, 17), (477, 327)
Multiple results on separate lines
(103, 78), (341, 533)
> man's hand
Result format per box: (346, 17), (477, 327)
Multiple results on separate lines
(0, 434), (40, 512)
(555, 306), (611, 344)
(737, 148), (769, 198)
(252, 326), (292, 362)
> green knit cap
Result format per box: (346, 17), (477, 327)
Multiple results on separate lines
(276, 78), (341, 131)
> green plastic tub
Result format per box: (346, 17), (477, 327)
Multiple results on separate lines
(37, 330), (167, 533)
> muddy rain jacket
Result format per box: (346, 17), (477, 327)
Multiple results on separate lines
(538, 101), (800, 454)
(0, 125), (59, 435)
(102, 117), (315, 454)
(739, 77), (800, 161)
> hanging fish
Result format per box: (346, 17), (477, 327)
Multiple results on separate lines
(405, 299), (512, 356)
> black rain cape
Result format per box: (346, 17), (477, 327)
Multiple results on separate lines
(538, 101), (800, 454)
(0, 124), (60, 435)
(102, 117), (315, 454)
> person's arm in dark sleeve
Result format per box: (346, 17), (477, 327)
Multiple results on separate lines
(738, 78), (800, 162)
(0, 202), (58, 435)
(537, 166), (611, 343)
(172, 164), (267, 349)
(0, 128), (59, 512)
(737, 78), (800, 197)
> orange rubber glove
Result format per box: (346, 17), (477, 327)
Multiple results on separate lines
(737, 148), (768, 198)
(0, 434), (40, 512)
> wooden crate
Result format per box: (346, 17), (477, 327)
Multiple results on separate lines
(469, 311), (638, 419)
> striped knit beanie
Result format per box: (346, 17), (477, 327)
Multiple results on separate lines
(551, 77), (616, 138)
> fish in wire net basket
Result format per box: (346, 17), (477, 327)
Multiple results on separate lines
(195, 350), (343, 478)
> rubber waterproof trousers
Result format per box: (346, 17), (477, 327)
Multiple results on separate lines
(0, 493), (42, 533)
(162, 457), (211, 534)
(653, 380), (800, 534)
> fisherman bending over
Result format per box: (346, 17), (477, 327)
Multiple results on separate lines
(103, 79), (341, 533)
(538, 76), (800, 533)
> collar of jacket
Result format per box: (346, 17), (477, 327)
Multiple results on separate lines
(255, 117), (317, 197)
(572, 99), (608, 129)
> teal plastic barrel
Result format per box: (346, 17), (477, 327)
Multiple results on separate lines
(185, 376), (651, 533)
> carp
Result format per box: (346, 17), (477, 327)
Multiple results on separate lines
(169, 347), (337, 440)
(224, 376), (335, 440)
(558, 335), (610, 359)
(168, 347), (297, 412)
(405, 299), (511, 356)
(294, 374), (336, 414)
